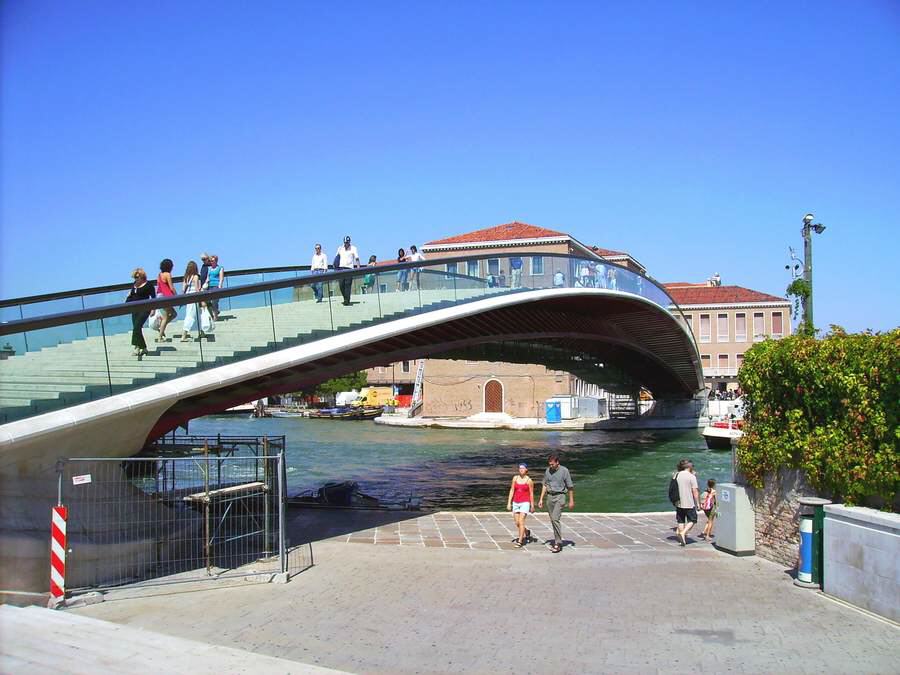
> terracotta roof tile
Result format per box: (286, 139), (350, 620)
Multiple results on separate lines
(590, 245), (627, 257)
(425, 221), (568, 246)
(664, 284), (787, 305)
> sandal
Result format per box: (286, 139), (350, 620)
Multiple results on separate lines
(550, 544), (562, 553)
(514, 540), (524, 548)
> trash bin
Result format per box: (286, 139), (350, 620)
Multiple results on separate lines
(545, 401), (561, 424)
(794, 496), (832, 589)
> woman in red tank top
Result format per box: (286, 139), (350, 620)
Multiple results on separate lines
(155, 258), (177, 342)
(506, 463), (535, 547)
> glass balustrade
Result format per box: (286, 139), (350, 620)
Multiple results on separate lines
(0, 254), (690, 425)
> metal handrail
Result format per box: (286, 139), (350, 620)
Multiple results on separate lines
(0, 264), (314, 309)
(0, 252), (683, 337)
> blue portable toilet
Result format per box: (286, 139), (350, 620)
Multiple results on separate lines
(545, 400), (562, 424)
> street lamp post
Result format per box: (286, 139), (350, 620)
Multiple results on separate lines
(801, 213), (826, 331)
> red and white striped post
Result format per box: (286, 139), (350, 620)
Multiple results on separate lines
(49, 505), (68, 607)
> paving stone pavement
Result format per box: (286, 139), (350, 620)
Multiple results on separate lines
(337, 511), (696, 552)
(69, 512), (899, 674)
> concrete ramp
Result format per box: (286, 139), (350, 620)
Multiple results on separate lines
(0, 605), (348, 674)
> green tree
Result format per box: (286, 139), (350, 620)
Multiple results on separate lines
(294, 371), (369, 399)
(737, 327), (899, 508)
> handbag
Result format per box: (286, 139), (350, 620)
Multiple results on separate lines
(148, 309), (163, 331)
(200, 306), (215, 333)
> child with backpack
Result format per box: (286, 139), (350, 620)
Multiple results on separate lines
(699, 479), (718, 540)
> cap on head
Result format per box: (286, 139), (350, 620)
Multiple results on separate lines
(344, 236), (351, 243)
(518, 463), (527, 469)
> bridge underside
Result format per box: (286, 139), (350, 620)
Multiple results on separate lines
(152, 295), (701, 437)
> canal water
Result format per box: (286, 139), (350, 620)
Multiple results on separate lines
(189, 416), (732, 512)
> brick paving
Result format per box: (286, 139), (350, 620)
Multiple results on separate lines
(338, 511), (695, 553)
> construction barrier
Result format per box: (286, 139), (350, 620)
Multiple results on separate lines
(49, 506), (67, 606)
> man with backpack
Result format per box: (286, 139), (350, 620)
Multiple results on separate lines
(670, 459), (699, 546)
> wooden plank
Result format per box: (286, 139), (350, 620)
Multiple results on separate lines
(182, 481), (267, 503)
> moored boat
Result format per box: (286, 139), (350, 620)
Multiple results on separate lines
(308, 406), (384, 420)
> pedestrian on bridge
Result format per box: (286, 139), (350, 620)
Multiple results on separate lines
(408, 245), (426, 290)
(335, 236), (360, 305)
(310, 243), (328, 303)
(509, 256), (523, 288)
(125, 268), (155, 360)
(204, 255), (225, 320)
(180, 260), (202, 341)
(538, 454), (574, 553)
(396, 248), (409, 291)
(362, 255), (378, 294)
(155, 258), (177, 343)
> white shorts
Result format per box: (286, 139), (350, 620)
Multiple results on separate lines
(512, 501), (531, 514)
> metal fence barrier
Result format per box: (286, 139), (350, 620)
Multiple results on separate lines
(57, 448), (311, 594)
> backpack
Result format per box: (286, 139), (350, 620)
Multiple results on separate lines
(668, 473), (680, 506)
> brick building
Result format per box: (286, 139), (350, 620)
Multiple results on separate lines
(366, 221), (790, 417)
(665, 280), (792, 393)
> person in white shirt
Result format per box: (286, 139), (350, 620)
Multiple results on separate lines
(408, 245), (426, 290)
(674, 459), (700, 546)
(310, 244), (328, 303)
(335, 236), (360, 305)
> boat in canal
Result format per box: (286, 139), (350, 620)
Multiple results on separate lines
(308, 406), (384, 420)
(701, 418), (743, 449)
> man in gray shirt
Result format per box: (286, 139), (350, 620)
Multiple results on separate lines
(538, 453), (574, 553)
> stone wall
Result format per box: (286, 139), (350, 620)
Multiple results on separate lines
(741, 468), (820, 568)
(823, 505), (900, 622)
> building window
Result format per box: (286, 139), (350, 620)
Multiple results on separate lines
(467, 260), (478, 277)
(701, 354), (711, 372)
(699, 314), (711, 343)
(735, 313), (747, 342)
(530, 256), (544, 275)
(753, 312), (765, 341)
(718, 353), (729, 373)
(401, 361), (411, 373)
(445, 262), (459, 278)
(682, 314), (693, 334)
(772, 311), (784, 338)
(736, 353), (744, 368)
(717, 313), (729, 342)
(487, 259), (500, 277)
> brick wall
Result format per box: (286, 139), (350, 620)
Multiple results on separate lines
(742, 468), (819, 568)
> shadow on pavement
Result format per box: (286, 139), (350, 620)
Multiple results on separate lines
(285, 506), (432, 545)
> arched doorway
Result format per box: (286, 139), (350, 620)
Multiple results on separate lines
(484, 379), (504, 413)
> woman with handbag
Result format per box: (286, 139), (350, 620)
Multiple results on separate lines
(126, 268), (156, 359)
(180, 260), (202, 341)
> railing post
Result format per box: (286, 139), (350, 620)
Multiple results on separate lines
(204, 441), (211, 574)
(278, 448), (287, 574)
(375, 272), (383, 318)
(99, 318), (113, 397)
(267, 290), (277, 349)
(264, 436), (271, 556)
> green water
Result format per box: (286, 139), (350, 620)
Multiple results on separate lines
(189, 416), (731, 512)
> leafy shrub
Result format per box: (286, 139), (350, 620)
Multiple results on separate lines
(738, 327), (899, 508)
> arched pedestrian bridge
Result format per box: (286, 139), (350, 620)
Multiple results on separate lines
(0, 253), (702, 467)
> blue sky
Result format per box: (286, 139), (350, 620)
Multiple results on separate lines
(2, 1), (898, 332)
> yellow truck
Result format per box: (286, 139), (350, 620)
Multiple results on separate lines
(350, 386), (398, 408)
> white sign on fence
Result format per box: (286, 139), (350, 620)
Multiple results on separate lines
(72, 474), (92, 486)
